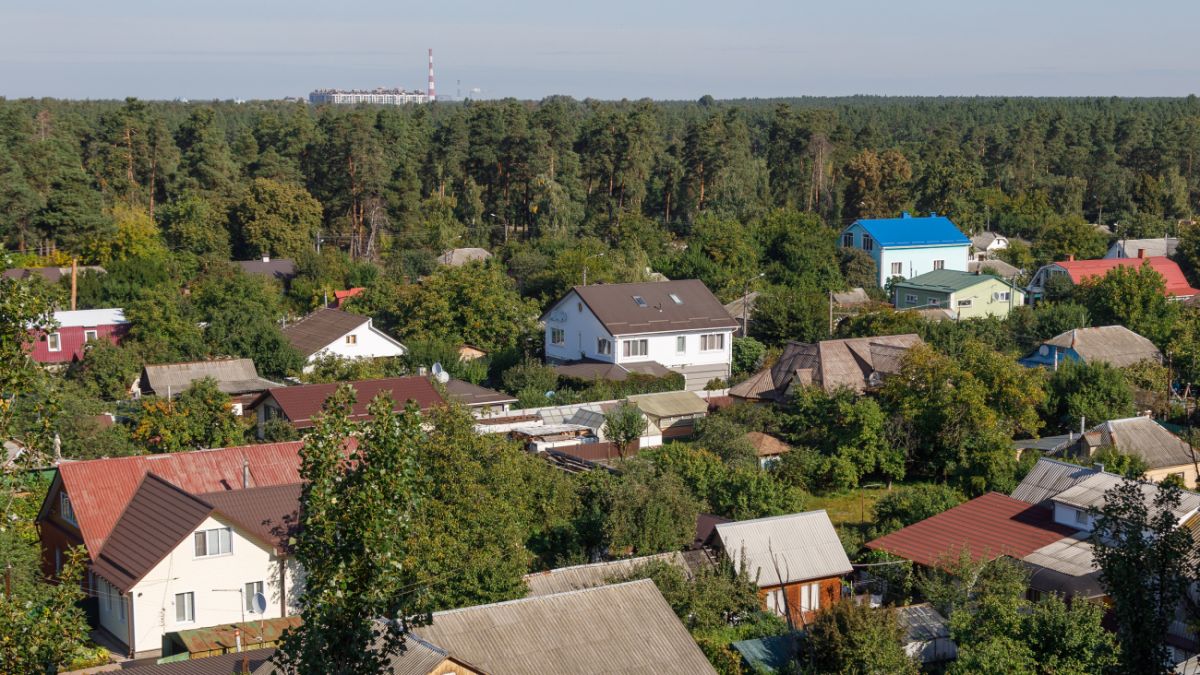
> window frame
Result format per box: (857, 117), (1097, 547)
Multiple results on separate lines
(956, 299), (973, 308)
(47, 332), (62, 352)
(700, 333), (726, 352)
(596, 338), (612, 356)
(622, 339), (648, 357)
(345, 334), (357, 345)
(1075, 508), (1089, 525)
(933, 259), (945, 270)
(60, 492), (77, 526)
(841, 232), (854, 248)
(175, 591), (195, 624)
(891, 262), (903, 276)
(84, 329), (98, 342)
(676, 336), (686, 354)
(904, 293), (918, 306)
(193, 526), (233, 558)
(861, 234), (874, 252)
(801, 582), (821, 613)
(245, 581), (264, 613)
(928, 298), (940, 307)
(550, 327), (566, 346)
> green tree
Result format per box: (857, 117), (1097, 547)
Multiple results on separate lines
(0, 547), (91, 673)
(232, 178), (323, 258)
(600, 461), (700, 555)
(68, 340), (142, 401)
(731, 336), (765, 377)
(603, 401), (648, 460)
(805, 601), (919, 675)
(158, 192), (232, 258)
(871, 484), (964, 536)
(1076, 262), (1179, 345)
(0, 276), (53, 438)
(1045, 359), (1134, 430)
(783, 387), (903, 490)
(131, 378), (245, 453)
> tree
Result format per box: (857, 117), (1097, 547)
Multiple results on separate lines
(131, 378), (245, 453)
(68, 340), (142, 401)
(804, 601), (919, 675)
(1045, 359), (1134, 430)
(0, 277), (53, 439)
(731, 336), (765, 377)
(871, 484), (964, 536)
(603, 401), (648, 459)
(1092, 478), (1194, 674)
(782, 386), (903, 490)
(843, 148), (913, 220)
(599, 460), (700, 555)
(274, 388), (429, 674)
(87, 203), (166, 264)
(1076, 262), (1179, 346)
(0, 547), (91, 673)
(750, 283), (830, 345)
(159, 192), (231, 258)
(232, 178), (323, 258)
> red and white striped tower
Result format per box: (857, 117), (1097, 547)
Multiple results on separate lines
(427, 48), (436, 102)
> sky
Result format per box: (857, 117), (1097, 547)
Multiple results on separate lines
(2, 0), (1199, 101)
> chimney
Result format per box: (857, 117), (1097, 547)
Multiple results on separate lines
(1070, 328), (1078, 349)
(242, 458), (250, 489)
(1137, 248), (1146, 259)
(901, 211), (911, 219)
(1067, 254), (1075, 262)
(261, 254), (271, 263)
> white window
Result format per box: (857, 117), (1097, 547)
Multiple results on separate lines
(550, 328), (565, 346)
(841, 232), (854, 248)
(60, 492), (77, 525)
(175, 592), (194, 623)
(47, 332), (61, 352)
(700, 334), (725, 351)
(623, 339), (648, 357)
(597, 338), (612, 356)
(345, 334), (357, 345)
(194, 527), (233, 557)
(1075, 508), (1088, 525)
(245, 581), (264, 612)
(993, 291), (1011, 302)
(862, 234), (874, 252)
(676, 336), (686, 353)
(801, 582), (821, 612)
(84, 329), (98, 342)
(933, 260), (945, 270)
(957, 299), (972, 308)
(765, 588), (786, 617)
(632, 295), (647, 307)
(669, 293), (683, 305)
(904, 293), (918, 305)
(891, 262), (903, 276)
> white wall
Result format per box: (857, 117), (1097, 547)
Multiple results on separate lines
(1052, 502), (1093, 531)
(614, 330), (732, 370)
(543, 291), (615, 363)
(877, 245), (970, 287)
(116, 515), (294, 655)
(305, 320), (406, 372)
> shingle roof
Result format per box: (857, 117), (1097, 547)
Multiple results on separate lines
(414, 580), (717, 674)
(731, 333), (923, 399)
(91, 474), (215, 592)
(556, 280), (738, 336)
(893, 269), (1015, 294)
(234, 258), (297, 281)
(866, 492), (1078, 568)
(281, 308), (371, 357)
(1052, 473), (1200, 520)
(1050, 257), (1200, 297)
(523, 552), (689, 597)
(715, 510), (852, 587)
(140, 359), (282, 397)
(262, 377), (444, 429)
(850, 214), (969, 247)
(1011, 457), (1100, 506)
(124, 648), (276, 674)
(1088, 416), (1197, 470)
(201, 483), (301, 554)
(442, 379), (518, 408)
(1042, 325), (1162, 367)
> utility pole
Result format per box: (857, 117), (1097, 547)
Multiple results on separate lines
(4, 563), (11, 597)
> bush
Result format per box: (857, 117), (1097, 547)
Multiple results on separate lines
(871, 484), (965, 537)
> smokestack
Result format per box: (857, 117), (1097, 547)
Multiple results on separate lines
(242, 458), (250, 489)
(70, 258), (77, 311)
(427, 48), (436, 101)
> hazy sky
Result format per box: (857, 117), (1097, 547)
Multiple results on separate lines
(2, 0), (1199, 101)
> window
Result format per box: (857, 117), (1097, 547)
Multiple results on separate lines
(47, 332), (61, 352)
(345, 334), (357, 345)
(891, 262), (903, 276)
(84, 329), (98, 342)
(60, 492), (77, 525)
(861, 234), (874, 252)
(841, 232), (854, 248)
(800, 582), (821, 612)
(550, 328), (565, 346)
(765, 588), (786, 617)
(928, 298), (940, 307)
(597, 338), (612, 355)
(933, 259), (945, 270)
(194, 527), (233, 557)
(1075, 508), (1089, 525)
(175, 592), (194, 623)
(623, 339), (648, 357)
(632, 295), (647, 307)
(676, 336), (686, 353)
(957, 299), (973, 308)
(700, 334), (725, 351)
(669, 293), (683, 305)
(245, 581), (264, 613)
(55, 548), (61, 574)
(577, 302), (583, 313)
(118, 592), (125, 622)
(904, 293), (918, 305)
(993, 291), (1011, 302)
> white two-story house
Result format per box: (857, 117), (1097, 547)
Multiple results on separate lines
(541, 280), (737, 391)
(839, 212), (971, 288)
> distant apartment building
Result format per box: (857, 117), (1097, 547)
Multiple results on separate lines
(309, 88), (430, 105)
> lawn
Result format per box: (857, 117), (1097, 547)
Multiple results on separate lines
(807, 484), (892, 528)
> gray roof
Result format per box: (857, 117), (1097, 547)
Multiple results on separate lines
(730, 334), (923, 400)
(832, 288), (871, 305)
(140, 359), (282, 397)
(627, 390), (709, 419)
(1020, 534), (1106, 599)
(1012, 433), (1075, 454)
(1086, 416), (1197, 470)
(127, 649), (275, 674)
(1108, 237), (1179, 259)
(896, 603), (951, 643)
(523, 552), (689, 597)
(970, 232), (1006, 250)
(413, 580), (717, 674)
(235, 258), (297, 281)
(282, 308), (371, 357)
(438, 247), (492, 266)
(1011, 457), (1101, 506)
(1044, 325), (1162, 368)
(714, 510), (852, 588)
(1052, 473), (1200, 521)
(723, 291), (759, 319)
(968, 259), (1021, 278)
(245, 633), (460, 675)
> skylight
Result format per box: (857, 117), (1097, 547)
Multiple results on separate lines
(669, 293), (683, 305)
(633, 296), (647, 307)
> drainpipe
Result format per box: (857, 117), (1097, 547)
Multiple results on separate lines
(126, 592), (135, 659)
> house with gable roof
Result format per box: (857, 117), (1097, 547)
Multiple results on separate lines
(1027, 254), (1200, 301)
(281, 307), (406, 373)
(839, 212), (971, 287)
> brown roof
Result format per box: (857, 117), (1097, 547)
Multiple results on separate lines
(260, 377), (444, 429)
(693, 512), (733, 550)
(124, 648), (276, 674)
(442, 379), (518, 408)
(552, 359), (673, 382)
(553, 280), (737, 336)
(91, 474), (215, 592)
(202, 483), (301, 554)
(281, 308), (370, 357)
(745, 431), (790, 457)
(866, 492), (1078, 568)
(730, 334), (923, 399)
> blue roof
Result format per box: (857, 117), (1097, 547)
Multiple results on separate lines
(850, 213), (969, 247)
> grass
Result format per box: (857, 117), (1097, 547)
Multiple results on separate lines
(807, 484), (892, 529)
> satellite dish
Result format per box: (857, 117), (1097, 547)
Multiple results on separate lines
(431, 362), (445, 375)
(431, 362), (450, 383)
(251, 592), (267, 615)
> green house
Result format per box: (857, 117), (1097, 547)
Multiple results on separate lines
(892, 270), (1024, 319)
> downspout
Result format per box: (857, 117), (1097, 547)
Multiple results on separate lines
(280, 556), (287, 617)
(126, 592), (135, 659)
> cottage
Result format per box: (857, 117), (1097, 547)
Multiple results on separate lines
(839, 212), (971, 287)
(745, 431), (790, 468)
(968, 258), (1022, 278)
(135, 359), (282, 413)
(627, 390), (709, 441)
(714, 510), (853, 627)
(281, 307), (406, 373)
(1106, 237), (1179, 259)
(731, 334), (923, 401)
(442, 378), (517, 412)
(1019, 325), (1162, 369)
(248, 376), (443, 438)
(892, 270), (1024, 319)
(31, 308), (129, 364)
(329, 287), (365, 308)
(1063, 416), (1200, 486)
(970, 232), (1010, 260)
(541, 279), (737, 391)
(1027, 255), (1200, 301)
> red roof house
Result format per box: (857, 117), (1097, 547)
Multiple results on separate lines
(330, 287), (366, 308)
(30, 308), (129, 364)
(865, 492), (1077, 568)
(1029, 255), (1200, 300)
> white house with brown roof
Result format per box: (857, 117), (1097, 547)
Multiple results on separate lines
(540, 280), (737, 391)
(282, 308), (406, 373)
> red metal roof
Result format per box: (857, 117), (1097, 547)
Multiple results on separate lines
(1053, 257), (1200, 297)
(865, 492), (1077, 568)
(263, 376), (444, 429)
(54, 440), (342, 559)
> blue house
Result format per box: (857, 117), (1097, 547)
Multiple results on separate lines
(839, 212), (970, 287)
(1018, 325), (1162, 369)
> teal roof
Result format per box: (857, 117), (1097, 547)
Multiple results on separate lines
(849, 213), (969, 247)
(893, 269), (1015, 294)
(731, 634), (799, 672)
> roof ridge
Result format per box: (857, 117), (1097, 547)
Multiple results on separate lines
(525, 552), (677, 577)
(431, 579), (656, 617)
(714, 509), (830, 529)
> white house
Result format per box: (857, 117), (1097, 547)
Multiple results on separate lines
(970, 232), (1010, 260)
(839, 212), (971, 287)
(540, 280), (737, 391)
(282, 307), (406, 373)
(1105, 237), (1179, 259)
(88, 475), (302, 657)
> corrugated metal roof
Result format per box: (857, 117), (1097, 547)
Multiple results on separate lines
(559, 279), (737, 336)
(442, 379), (517, 408)
(893, 269), (1013, 294)
(1052, 473), (1200, 520)
(141, 359), (281, 397)
(523, 552), (689, 597)
(414, 580), (716, 674)
(1088, 416), (1197, 470)
(1011, 457), (1100, 506)
(281, 307), (370, 357)
(850, 214), (969, 247)
(866, 492), (1078, 568)
(123, 648), (275, 674)
(1020, 534), (1107, 599)
(1109, 237), (1179, 259)
(1050, 257), (1200, 298)
(1041, 325), (1162, 367)
(52, 440), (331, 558)
(715, 510), (852, 587)
(53, 308), (127, 327)
(627, 390), (708, 418)
(263, 377), (444, 428)
(174, 616), (302, 655)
